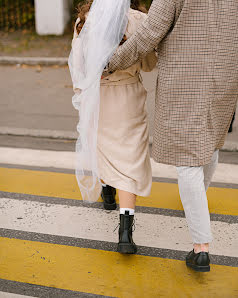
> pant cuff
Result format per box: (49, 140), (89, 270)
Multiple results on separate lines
(192, 236), (213, 244)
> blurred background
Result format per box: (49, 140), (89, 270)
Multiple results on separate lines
(0, 0), (236, 145)
(0, 0), (161, 148)
(0, 0), (152, 57)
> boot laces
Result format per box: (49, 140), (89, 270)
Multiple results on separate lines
(113, 223), (120, 232)
(113, 218), (136, 232)
(132, 220), (136, 232)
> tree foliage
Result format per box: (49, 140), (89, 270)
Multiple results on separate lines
(0, 0), (35, 31)
(0, 0), (153, 32)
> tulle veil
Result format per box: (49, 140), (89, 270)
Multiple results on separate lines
(68, 0), (130, 202)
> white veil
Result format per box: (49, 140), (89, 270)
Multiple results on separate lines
(68, 0), (130, 202)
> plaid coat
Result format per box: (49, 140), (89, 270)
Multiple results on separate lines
(109, 0), (238, 166)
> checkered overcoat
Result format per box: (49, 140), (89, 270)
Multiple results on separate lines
(109, 0), (238, 166)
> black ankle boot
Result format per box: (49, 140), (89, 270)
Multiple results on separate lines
(186, 250), (210, 272)
(117, 211), (137, 254)
(101, 185), (117, 210)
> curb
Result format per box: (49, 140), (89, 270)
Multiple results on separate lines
(0, 127), (77, 140)
(0, 56), (68, 66)
(0, 127), (237, 152)
(221, 141), (238, 152)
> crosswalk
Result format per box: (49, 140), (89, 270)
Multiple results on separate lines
(0, 146), (238, 297)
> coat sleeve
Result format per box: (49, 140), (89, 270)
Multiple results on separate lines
(109, 0), (176, 72)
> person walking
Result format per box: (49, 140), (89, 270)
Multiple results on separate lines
(108, 0), (238, 272)
(70, 0), (157, 254)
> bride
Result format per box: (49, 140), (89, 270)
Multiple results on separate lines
(69, 0), (156, 254)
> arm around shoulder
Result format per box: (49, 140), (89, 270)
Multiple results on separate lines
(109, 0), (176, 72)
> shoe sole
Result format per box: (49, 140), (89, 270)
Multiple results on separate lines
(186, 261), (210, 272)
(103, 201), (117, 210)
(117, 243), (137, 254)
(101, 193), (117, 210)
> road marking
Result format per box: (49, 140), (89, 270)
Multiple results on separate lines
(0, 292), (33, 298)
(0, 198), (237, 257)
(1, 147), (238, 184)
(0, 167), (238, 216)
(0, 279), (101, 298)
(1, 228), (237, 267)
(1, 191), (237, 224)
(0, 147), (76, 170)
(0, 237), (238, 298)
(150, 158), (238, 185)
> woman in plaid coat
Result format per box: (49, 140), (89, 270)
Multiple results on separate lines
(109, 0), (238, 272)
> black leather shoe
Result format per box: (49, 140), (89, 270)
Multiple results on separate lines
(186, 250), (210, 272)
(101, 185), (117, 210)
(117, 211), (137, 254)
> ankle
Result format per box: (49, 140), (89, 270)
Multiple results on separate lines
(193, 243), (209, 253)
(120, 208), (135, 215)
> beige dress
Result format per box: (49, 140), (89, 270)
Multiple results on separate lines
(97, 9), (157, 196)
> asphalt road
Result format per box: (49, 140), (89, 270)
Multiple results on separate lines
(0, 65), (237, 150)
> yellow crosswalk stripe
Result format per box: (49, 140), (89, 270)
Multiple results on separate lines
(0, 237), (237, 297)
(0, 167), (238, 216)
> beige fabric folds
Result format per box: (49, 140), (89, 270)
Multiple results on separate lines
(97, 9), (156, 196)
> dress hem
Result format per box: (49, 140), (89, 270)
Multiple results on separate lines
(100, 175), (152, 198)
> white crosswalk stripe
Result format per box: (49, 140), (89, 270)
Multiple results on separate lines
(0, 292), (33, 298)
(1, 147), (238, 184)
(0, 198), (237, 257)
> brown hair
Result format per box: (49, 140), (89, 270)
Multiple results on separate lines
(131, 0), (147, 13)
(76, 0), (93, 34)
(76, 0), (147, 35)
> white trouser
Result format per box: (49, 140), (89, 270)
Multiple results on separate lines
(176, 150), (219, 244)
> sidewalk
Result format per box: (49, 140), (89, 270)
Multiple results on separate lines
(0, 33), (237, 151)
(0, 30), (72, 58)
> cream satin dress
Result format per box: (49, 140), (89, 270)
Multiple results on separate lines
(73, 9), (156, 196)
(97, 9), (157, 197)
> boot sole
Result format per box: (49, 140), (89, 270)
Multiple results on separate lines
(101, 193), (117, 210)
(117, 243), (137, 254)
(186, 261), (210, 272)
(103, 201), (117, 210)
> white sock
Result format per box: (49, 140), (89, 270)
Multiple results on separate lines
(120, 208), (135, 215)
